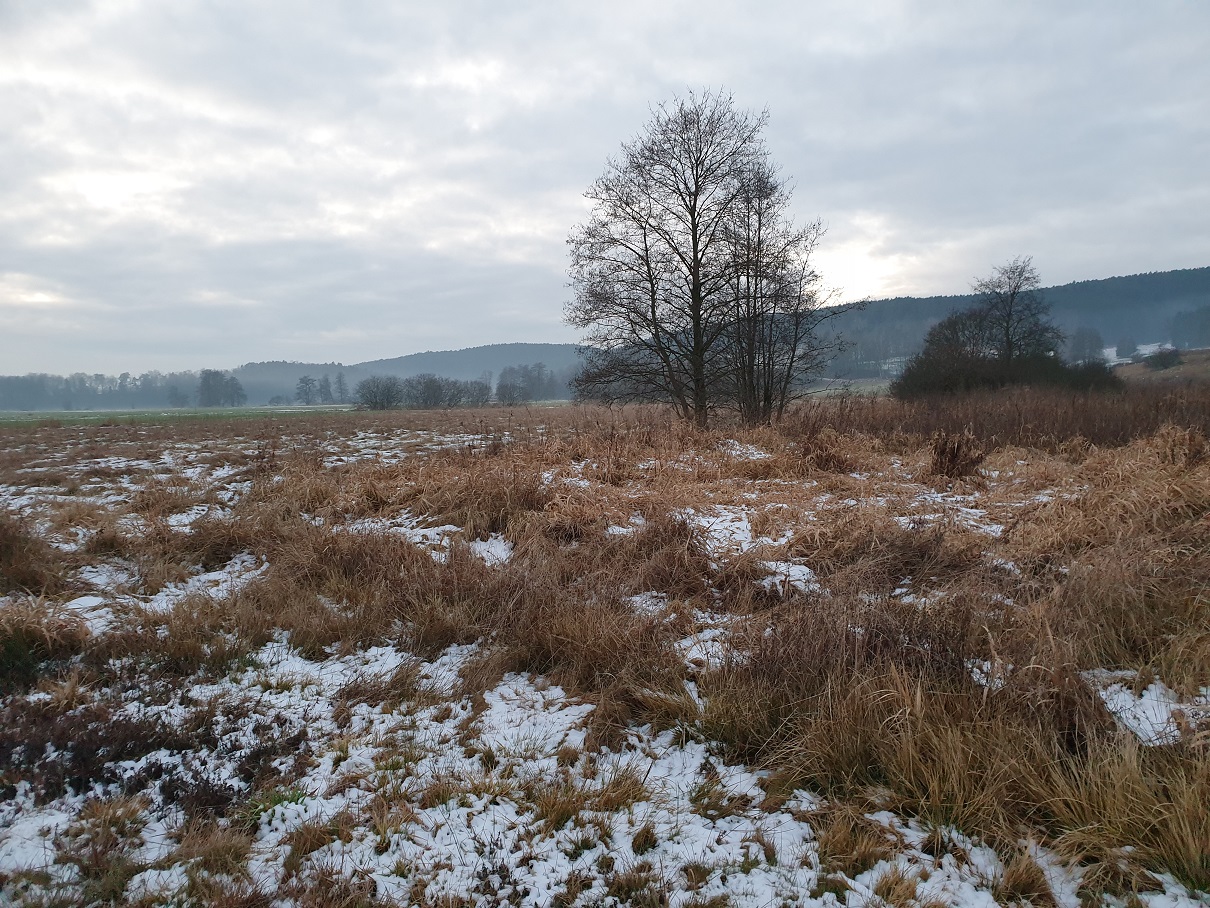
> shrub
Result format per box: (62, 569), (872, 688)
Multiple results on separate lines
(892, 354), (1122, 399)
(1144, 348), (1182, 371)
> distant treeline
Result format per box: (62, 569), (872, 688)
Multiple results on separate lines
(0, 371), (202, 412)
(354, 363), (571, 410)
(0, 361), (576, 411)
(5, 265), (1206, 408)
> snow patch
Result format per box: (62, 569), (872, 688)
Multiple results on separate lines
(1084, 671), (1210, 745)
(468, 534), (513, 566)
(758, 561), (822, 596)
(719, 439), (772, 460)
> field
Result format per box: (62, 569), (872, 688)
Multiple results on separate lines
(1114, 349), (1210, 386)
(0, 406), (356, 429)
(0, 391), (1208, 907)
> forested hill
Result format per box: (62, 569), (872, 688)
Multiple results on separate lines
(227, 344), (583, 405)
(828, 266), (1210, 376)
(357, 343), (583, 383)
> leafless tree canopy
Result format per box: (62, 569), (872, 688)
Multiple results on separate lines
(566, 90), (847, 427)
(1067, 326), (1106, 365)
(721, 160), (846, 424)
(355, 375), (405, 410)
(971, 255), (1064, 364)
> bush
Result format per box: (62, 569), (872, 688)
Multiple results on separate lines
(355, 375), (406, 410)
(892, 354), (1122, 399)
(1144, 348), (1182, 371)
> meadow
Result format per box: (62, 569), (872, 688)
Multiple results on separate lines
(0, 388), (1207, 907)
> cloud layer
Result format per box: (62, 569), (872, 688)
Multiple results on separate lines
(2, 1), (1207, 373)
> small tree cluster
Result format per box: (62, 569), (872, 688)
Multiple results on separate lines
(400, 374), (492, 409)
(197, 369), (247, 407)
(1066, 327), (1105, 365)
(891, 257), (1121, 397)
(1144, 348), (1182, 371)
(495, 363), (566, 405)
(293, 372), (345, 405)
(355, 374), (494, 410)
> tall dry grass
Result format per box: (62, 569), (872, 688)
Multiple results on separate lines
(701, 594), (1209, 891)
(0, 512), (69, 595)
(784, 385), (1210, 450)
(2, 389), (1209, 895)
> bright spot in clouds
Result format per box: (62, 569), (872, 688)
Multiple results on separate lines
(47, 171), (185, 212)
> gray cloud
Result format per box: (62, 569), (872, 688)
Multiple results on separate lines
(1, 0), (1207, 374)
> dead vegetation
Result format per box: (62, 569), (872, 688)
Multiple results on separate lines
(928, 427), (985, 478)
(0, 512), (69, 596)
(1, 389), (1208, 904)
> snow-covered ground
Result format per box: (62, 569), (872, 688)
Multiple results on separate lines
(1, 424), (1207, 906)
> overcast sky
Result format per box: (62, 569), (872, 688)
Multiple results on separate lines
(1, 1), (1207, 375)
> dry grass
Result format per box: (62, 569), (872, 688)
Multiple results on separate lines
(928, 427), (985, 478)
(993, 848), (1056, 907)
(1115, 347), (1210, 386)
(786, 508), (985, 596)
(814, 805), (898, 877)
(702, 591), (1209, 889)
(783, 385), (1210, 450)
(172, 820), (256, 876)
(0, 512), (68, 595)
(56, 794), (150, 904)
(872, 864), (923, 906)
(0, 597), (90, 693)
(2, 392), (1209, 898)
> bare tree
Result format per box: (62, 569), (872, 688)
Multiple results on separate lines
(197, 370), (245, 407)
(496, 363), (559, 405)
(334, 372), (349, 404)
(223, 375), (247, 406)
(355, 375), (405, 410)
(1067, 326), (1105, 364)
(892, 259), (1098, 397)
(922, 308), (993, 361)
(972, 256), (1063, 365)
(401, 374), (452, 409)
(295, 375), (317, 405)
(722, 161), (847, 424)
(464, 378), (492, 408)
(567, 90), (768, 427)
